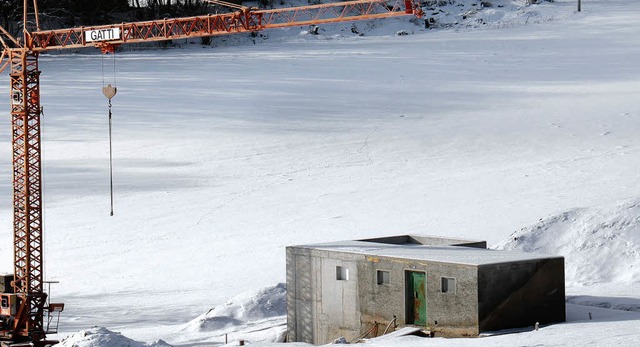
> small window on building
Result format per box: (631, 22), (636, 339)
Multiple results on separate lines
(336, 266), (349, 281)
(441, 277), (456, 293)
(377, 270), (390, 285)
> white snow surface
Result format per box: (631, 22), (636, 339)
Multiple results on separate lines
(496, 199), (640, 289)
(177, 283), (287, 345)
(0, 0), (639, 346)
(58, 327), (171, 347)
(186, 283), (286, 331)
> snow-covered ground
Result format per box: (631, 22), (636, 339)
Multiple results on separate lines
(1, 0), (640, 345)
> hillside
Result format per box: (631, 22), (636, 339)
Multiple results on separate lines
(496, 199), (640, 289)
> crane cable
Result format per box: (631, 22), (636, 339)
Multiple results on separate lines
(101, 52), (117, 216)
(40, 99), (48, 289)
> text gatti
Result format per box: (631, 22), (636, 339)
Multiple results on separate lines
(85, 28), (121, 42)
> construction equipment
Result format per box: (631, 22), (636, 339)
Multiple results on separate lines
(0, 1), (423, 346)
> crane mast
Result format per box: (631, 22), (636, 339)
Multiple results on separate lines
(0, 46), (48, 346)
(0, 0), (423, 345)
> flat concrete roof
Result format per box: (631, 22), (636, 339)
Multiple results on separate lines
(291, 240), (561, 266)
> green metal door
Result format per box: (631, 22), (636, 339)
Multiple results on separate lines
(406, 271), (426, 325)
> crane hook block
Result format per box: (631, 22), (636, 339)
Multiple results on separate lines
(102, 84), (117, 100)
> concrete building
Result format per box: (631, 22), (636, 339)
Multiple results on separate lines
(286, 235), (565, 344)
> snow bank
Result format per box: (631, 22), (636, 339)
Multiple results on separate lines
(185, 283), (287, 333)
(58, 285), (287, 347)
(425, 0), (572, 30)
(494, 200), (640, 286)
(58, 327), (172, 347)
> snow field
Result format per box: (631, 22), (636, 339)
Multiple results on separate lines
(0, 0), (639, 345)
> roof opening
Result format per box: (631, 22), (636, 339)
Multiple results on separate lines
(359, 235), (487, 249)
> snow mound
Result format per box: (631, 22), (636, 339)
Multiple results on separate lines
(494, 200), (640, 286)
(185, 283), (286, 333)
(58, 327), (172, 347)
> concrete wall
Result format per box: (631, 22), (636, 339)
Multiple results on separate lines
(477, 258), (566, 332)
(286, 246), (317, 343)
(288, 246), (482, 343)
(356, 256), (408, 334)
(357, 256), (480, 337)
(316, 255), (360, 344)
(287, 247), (362, 345)
(420, 262), (479, 336)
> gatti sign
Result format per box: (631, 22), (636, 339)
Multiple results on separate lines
(85, 28), (121, 42)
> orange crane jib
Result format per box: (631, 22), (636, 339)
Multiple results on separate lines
(0, 0), (423, 345)
(29, 0), (423, 52)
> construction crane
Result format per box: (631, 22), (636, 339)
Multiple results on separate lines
(0, 0), (423, 345)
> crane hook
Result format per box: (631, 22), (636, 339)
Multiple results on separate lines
(102, 84), (117, 100)
(103, 84), (117, 216)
